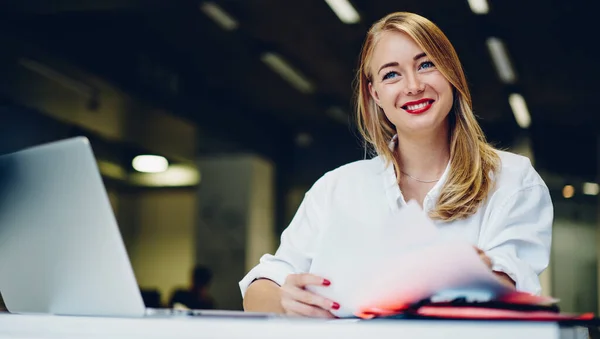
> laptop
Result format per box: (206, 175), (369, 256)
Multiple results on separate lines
(0, 137), (271, 318)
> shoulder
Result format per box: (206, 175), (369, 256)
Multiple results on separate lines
(493, 149), (548, 193)
(309, 157), (385, 192)
(325, 156), (385, 179)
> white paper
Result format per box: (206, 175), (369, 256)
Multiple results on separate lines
(307, 200), (514, 318)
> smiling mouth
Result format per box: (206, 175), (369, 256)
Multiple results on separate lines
(401, 99), (435, 114)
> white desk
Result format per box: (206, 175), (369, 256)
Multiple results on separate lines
(0, 312), (585, 339)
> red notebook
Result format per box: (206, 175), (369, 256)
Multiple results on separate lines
(415, 306), (594, 321)
(356, 290), (595, 322)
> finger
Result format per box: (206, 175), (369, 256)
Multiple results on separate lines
(287, 273), (331, 288)
(473, 246), (484, 254)
(480, 254), (492, 268)
(282, 284), (339, 311)
(284, 299), (336, 318)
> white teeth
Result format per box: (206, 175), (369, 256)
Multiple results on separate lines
(406, 102), (430, 110)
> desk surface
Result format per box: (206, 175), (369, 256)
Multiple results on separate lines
(0, 312), (572, 339)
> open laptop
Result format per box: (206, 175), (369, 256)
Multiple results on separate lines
(0, 137), (271, 318)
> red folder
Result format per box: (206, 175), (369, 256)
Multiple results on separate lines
(356, 290), (595, 321)
(415, 306), (594, 321)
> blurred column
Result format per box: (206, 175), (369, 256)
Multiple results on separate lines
(597, 134), (600, 314)
(196, 155), (276, 310)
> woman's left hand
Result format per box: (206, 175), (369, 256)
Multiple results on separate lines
(473, 246), (492, 269)
(474, 246), (516, 287)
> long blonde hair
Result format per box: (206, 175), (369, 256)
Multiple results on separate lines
(355, 12), (499, 222)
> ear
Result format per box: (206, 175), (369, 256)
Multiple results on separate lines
(368, 82), (380, 107)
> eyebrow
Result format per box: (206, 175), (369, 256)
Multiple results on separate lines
(377, 52), (428, 74)
(413, 52), (427, 61)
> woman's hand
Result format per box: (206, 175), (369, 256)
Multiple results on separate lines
(474, 246), (492, 269)
(474, 246), (516, 287)
(280, 273), (340, 318)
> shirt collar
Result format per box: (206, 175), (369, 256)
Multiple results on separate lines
(388, 134), (398, 151)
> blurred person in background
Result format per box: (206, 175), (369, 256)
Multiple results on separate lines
(169, 265), (215, 310)
(240, 12), (552, 318)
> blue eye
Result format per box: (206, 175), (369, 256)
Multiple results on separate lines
(419, 61), (435, 70)
(382, 71), (399, 80)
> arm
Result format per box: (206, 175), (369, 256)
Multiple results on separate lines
(479, 184), (553, 294)
(475, 247), (516, 287)
(239, 176), (331, 314)
(494, 271), (516, 287)
(243, 279), (284, 313)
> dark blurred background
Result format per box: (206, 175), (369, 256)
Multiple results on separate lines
(0, 0), (598, 314)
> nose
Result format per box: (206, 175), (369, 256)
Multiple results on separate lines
(403, 72), (425, 95)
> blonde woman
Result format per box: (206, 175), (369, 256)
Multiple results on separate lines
(240, 12), (552, 318)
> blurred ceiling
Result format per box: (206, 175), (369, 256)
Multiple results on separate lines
(0, 0), (598, 184)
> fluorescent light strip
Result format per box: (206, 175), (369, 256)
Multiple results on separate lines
(467, 0), (489, 14)
(583, 182), (599, 196)
(199, 2), (238, 31)
(326, 106), (349, 124)
(261, 52), (314, 94)
(508, 93), (531, 129)
(325, 0), (360, 24)
(486, 37), (516, 84)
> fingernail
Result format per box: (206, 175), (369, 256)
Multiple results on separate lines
(332, 302), (340, 310)
(322, 279), (331, 286)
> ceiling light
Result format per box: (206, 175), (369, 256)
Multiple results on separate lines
(261, 52), (314, 94)
(325, 0), (360, 24)
(326, 106), (349, 124)
(562, 185), (575, 199)
(132, 155), (169, 173)
(508, 93), (531, 129)
(97, 160), (127, 181)
(583, 182), (599, 196)
(199, 2), (238, 31)
(486, 37), (516, 84)
(130, 164), (200, 187)
(467, 0), (489, 14)
(295, 133), (313, 147)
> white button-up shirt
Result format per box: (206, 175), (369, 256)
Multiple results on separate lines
(239, 150), (553, 297)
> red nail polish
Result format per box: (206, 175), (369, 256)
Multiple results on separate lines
(322, 279), (331, 286)
(332, 302), (340, 310)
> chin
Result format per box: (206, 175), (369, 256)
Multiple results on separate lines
(398, 118), (447, 135)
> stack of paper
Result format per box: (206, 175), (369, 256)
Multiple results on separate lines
(307, 201), (551, 319)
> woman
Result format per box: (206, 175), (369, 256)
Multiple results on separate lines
(239, 12), (552, 318)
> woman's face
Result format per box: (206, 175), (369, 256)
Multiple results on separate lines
(368, 31), (454, 137)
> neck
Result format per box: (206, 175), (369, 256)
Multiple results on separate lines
(395, 126), (450, 181)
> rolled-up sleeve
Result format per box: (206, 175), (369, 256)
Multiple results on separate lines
(238, 179), (328, 298)
(479, 184), (553, 295)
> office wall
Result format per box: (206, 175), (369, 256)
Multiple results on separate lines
(118, 189), (197, 306)
(196, 155), (276, 310)
(551, 201), (598, 313)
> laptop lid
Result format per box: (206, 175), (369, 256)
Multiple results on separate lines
(0, 137), (146, 317)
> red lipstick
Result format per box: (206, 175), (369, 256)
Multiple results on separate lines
(401, 98), (435, 114)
